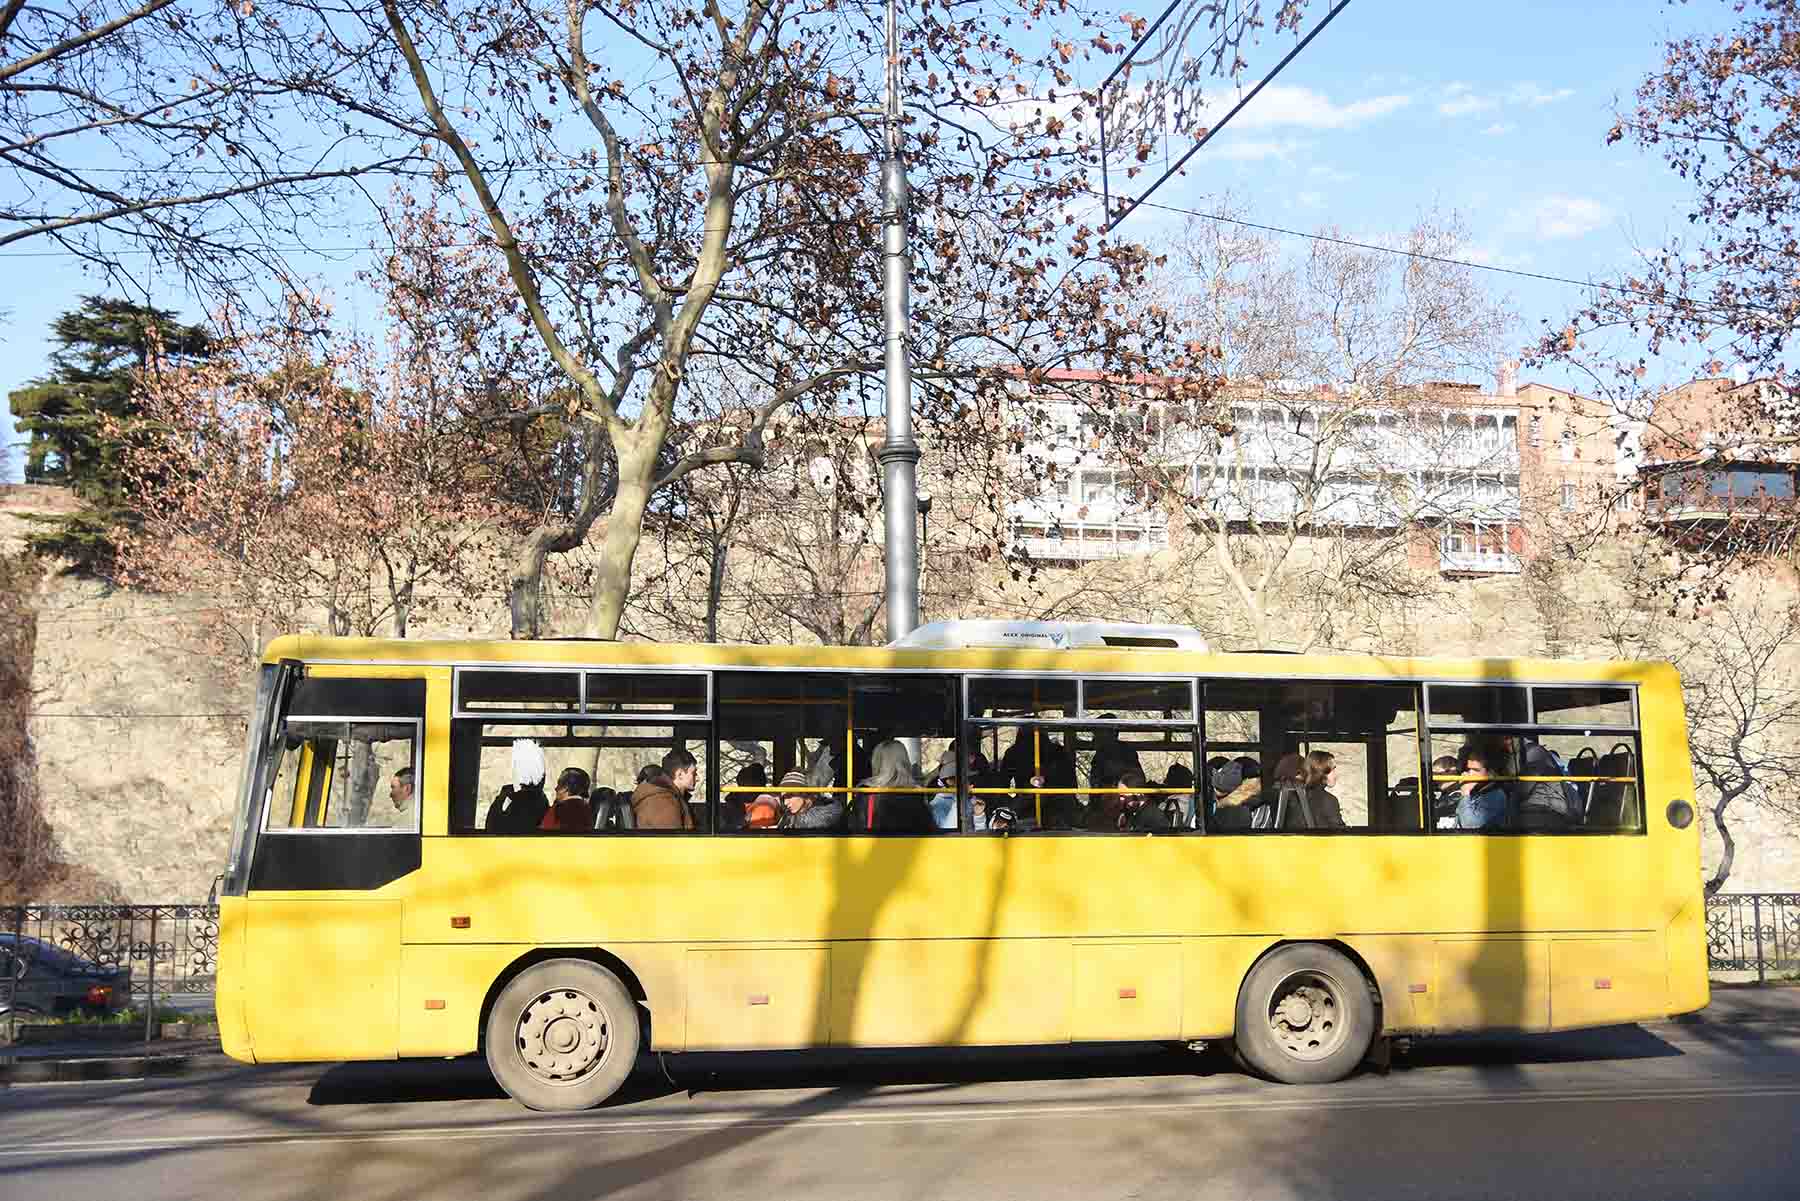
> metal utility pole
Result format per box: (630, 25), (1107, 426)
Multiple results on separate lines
(878, 0), (920, 642)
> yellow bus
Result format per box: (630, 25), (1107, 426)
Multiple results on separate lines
(214, 620), (1707, 1110)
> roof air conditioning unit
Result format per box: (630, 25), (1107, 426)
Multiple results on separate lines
(889, 619), (1208, 652)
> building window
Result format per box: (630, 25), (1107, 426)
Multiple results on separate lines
(1561, 482), (1576, 511)
(1529, 414), (1542, 448)
(1560, 429), (1575, 463)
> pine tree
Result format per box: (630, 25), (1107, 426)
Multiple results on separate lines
(6, 297), (212, 570)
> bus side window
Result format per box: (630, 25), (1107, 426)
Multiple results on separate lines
(716, 672), (850, 833)
(965, 676), (1196, 834)
(450, 667), (714, 833)
(450, 720), (710, 833)
(262, 720), (419, 832)
(1201, 679), (1421, 832)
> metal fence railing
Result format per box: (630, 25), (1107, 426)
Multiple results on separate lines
(2, 904), (219, 1041)
(1706, 893), (1800, 982)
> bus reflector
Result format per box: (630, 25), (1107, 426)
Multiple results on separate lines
(1595, 979), (1612, 990)
(1118, 987), (1137, 1000)
(748, 994), (770, 1006)
(450, 916), (471, 929)
(425, 1000), (446, 1010)
(1409, 983), (1428, 994)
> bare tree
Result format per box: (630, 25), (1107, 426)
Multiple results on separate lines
(1597, 568), (1800, 896)
(1, 0), (430, 296)
(315, 0), (1295, 640)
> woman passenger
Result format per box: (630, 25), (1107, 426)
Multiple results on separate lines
(854, 739), (934, 833)
(781, 767), (846, 831)
(1295, 750), (1348, 830)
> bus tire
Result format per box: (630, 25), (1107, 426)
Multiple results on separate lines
(484, 958), (641, 1111)
(1233, 943), (1374, 1085)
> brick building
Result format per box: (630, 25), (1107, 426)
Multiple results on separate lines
(1637, 375), (1800, 523)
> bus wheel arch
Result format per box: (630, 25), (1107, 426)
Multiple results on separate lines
(1230, 940), (1381, 1085)
(478, 947), (653, 1058)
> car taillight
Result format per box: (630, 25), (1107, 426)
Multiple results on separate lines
(85, 985), (111, 1005)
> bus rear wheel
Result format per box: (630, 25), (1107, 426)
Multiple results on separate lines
(1233, 944), (1374, 1085)
(485, 958), (640, 1111)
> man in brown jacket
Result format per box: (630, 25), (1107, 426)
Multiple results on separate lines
(631, 748), (699, 830)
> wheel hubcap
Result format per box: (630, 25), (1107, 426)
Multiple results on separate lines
(516, 988), (609, 1085)
(1266, 969), (1348, 1063)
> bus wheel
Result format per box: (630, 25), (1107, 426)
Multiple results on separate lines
(1233, 944), (1374, 1085)
(484, 959), (641, 1111)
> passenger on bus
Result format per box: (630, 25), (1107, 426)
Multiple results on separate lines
(636, 763), (661, 785)
(1095, 768), (1171, 832)
(1440, 743), (1508, 830)
(1209, 757), (1259, 831)
(1430, 754), (1463, 821)
(1000, 729), (1076, 829)
(1289, 751), (1347, 830)
(541, 767), (593, 831)
(779, 768), (846, 830)
(743, 765), (786, 830)
(632, 748), (698, 830)
(853, 739), (935, 833)
(1500, 734), (1579, 828)
(366, 766), (414, 829)
(928, 746), (961, 830)
(1090, 721), (1143, 793)
(724, 763), (767, 832)
(485, 739), (550, 833)
(962, 747), (1006, 829)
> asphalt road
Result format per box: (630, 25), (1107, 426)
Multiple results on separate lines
(3, 1017), (1799, 1201)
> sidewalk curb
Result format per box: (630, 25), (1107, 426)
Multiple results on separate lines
(0, 1054), (226, 1085)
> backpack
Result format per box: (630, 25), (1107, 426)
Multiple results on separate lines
(1532, 744), (1584, 815)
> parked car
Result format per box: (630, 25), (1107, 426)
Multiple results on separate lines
(0, 934), (132, 1016)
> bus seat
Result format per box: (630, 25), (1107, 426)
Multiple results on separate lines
(1383, 776), (1420, 831)
(1584, 746), (1638, 830)
(1273, 786), (1316, 830)
(592, 788), (635, 832)
(1567, 746), (1600, 816)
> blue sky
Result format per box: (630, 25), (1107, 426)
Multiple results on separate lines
(0, 0), (1722, 480)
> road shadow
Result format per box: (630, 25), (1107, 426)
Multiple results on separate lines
(304, 1041), (1231, 1108)
(1396, 1022), (1683, 1071)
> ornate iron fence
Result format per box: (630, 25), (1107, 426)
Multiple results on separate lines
(1706, 893), (1800, 981)
(2, 905), (219, 1041)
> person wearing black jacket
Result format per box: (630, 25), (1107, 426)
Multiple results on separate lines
(1501, 735), (1579, 828)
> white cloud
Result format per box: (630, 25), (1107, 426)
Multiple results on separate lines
(1209, 137), (1306, 162)
(1482, 122), (1515, 136)
(1294, 190), (1325, 209)
(1438, 82), (1494, 117)
(1200, 84), (1412, 132)
(1439, 80), (1576, 119)
(1510, 194), (1613, 240)
(1509, 82), (1575, 106)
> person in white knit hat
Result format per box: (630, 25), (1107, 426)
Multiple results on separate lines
(483, 738), (549, 833)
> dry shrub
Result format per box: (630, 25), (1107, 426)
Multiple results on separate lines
(0, 553), (55, 902)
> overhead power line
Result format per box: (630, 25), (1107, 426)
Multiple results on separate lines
(1103, 0), (1355, 233)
